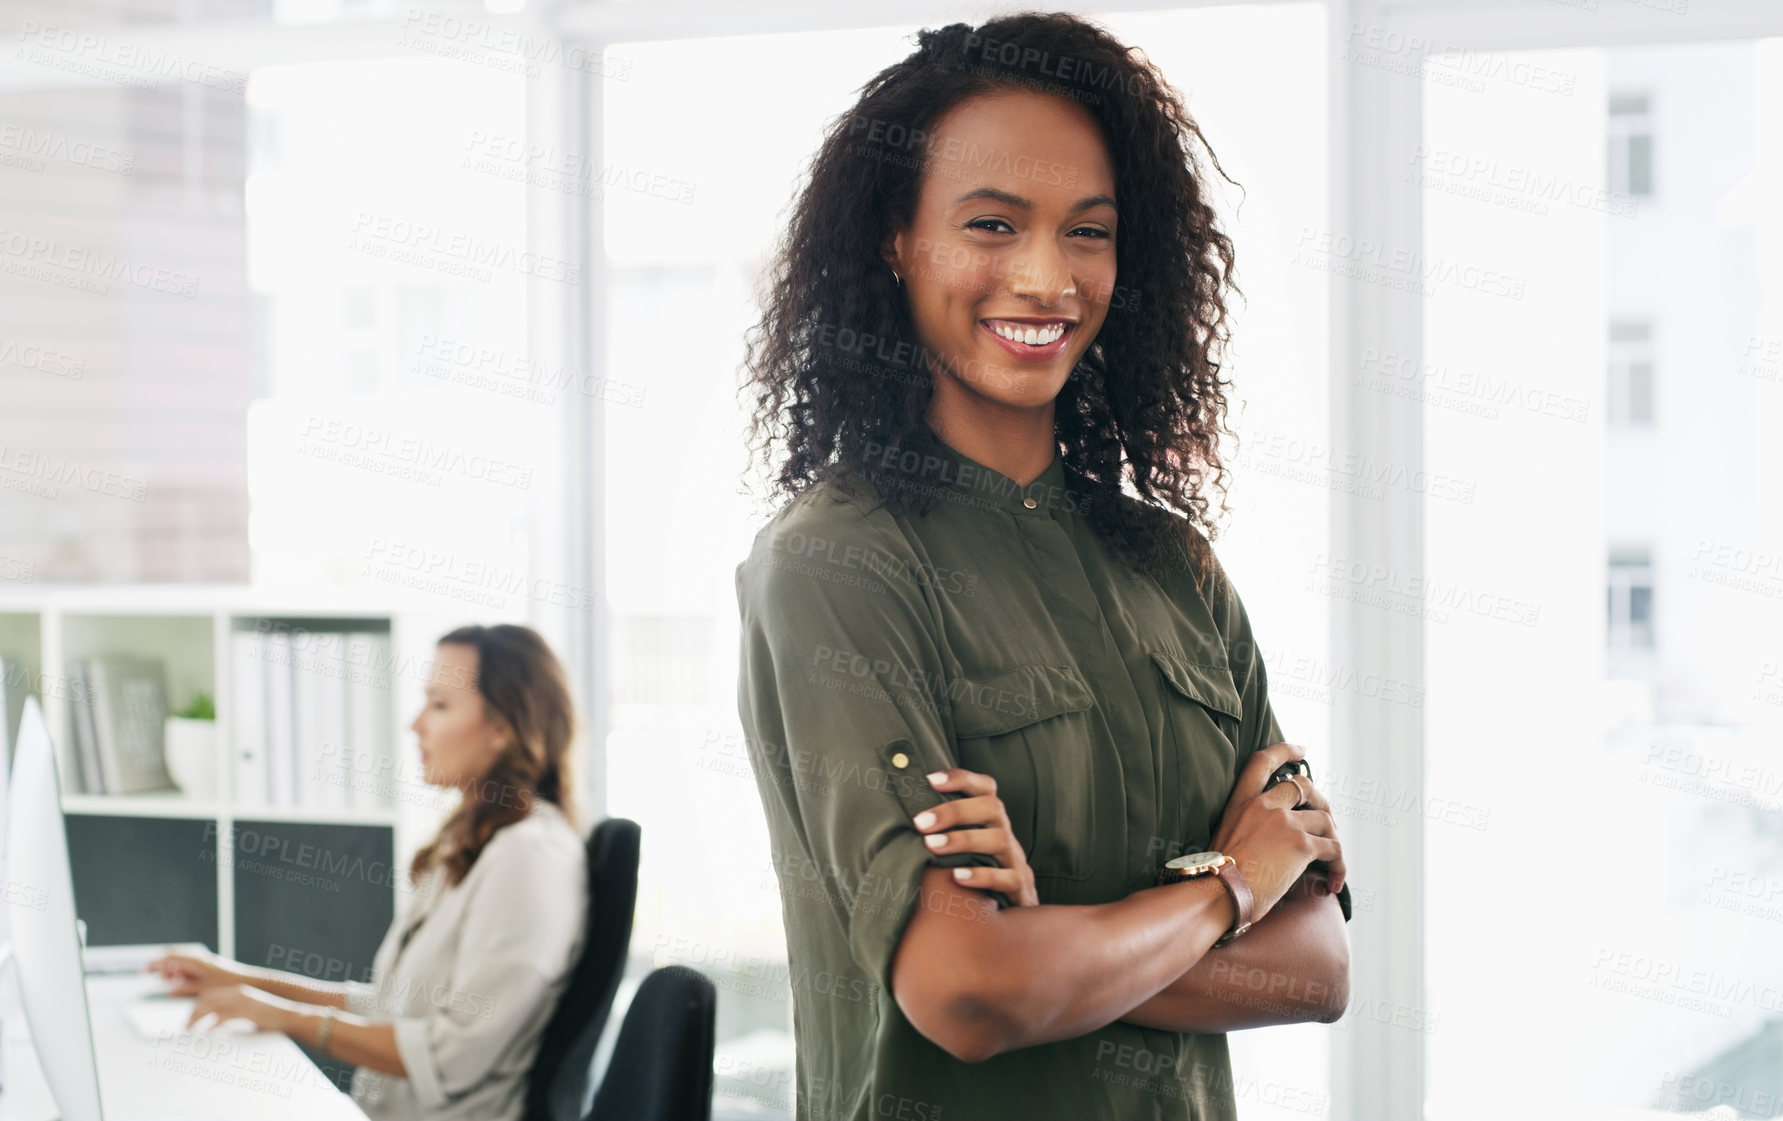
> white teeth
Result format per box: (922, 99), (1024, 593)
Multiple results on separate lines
(989, 322), (1065, 346)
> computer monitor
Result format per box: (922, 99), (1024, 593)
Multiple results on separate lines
(0, 656), (29, 771)
(0, 675), (8, 958)
(6, 696), (106, 1121)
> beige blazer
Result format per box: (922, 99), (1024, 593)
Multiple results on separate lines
(345, 800), (586, 1121)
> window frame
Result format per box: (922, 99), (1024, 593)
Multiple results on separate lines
(1608, 545), (1657, 658)
(1608, 317), (1657, 427)
(1608, 89), (1656, 198)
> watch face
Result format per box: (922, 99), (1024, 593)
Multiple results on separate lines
(1163, 851), (1225, 875)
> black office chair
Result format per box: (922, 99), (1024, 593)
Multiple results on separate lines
(523, 817), (643, 1121)
(584, 966), (717, 1121)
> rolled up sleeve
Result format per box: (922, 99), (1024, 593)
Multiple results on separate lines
(737, 513), (1004, 991)
(386, 829), (585, 1109)
(341, 980), (379, 1018)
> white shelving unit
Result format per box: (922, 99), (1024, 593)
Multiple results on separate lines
(0, 583), (491, 957)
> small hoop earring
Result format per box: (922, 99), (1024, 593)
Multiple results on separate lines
(891, 269), (903, 286)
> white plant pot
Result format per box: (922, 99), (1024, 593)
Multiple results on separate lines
(163, 717), (218, 800)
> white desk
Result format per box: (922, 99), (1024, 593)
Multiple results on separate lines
(1, 972), (369, 1120)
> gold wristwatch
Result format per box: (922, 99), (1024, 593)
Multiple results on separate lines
(1157, 851), (1254, 946)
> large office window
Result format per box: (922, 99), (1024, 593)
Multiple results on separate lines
(242, 59), (556, 594)
(1423, 37), (1783, 1118)
(0, 9), (567, 593)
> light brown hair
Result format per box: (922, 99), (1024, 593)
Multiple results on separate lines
(408, 623), (579, 887)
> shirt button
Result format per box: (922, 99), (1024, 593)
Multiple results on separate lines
(890, 752), (909, 769)
(1023, 497), (1038, 510)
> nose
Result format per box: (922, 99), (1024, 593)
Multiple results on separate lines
(1006, 241), (1074, 306)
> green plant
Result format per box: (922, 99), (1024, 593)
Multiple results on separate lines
(174, 692), (216, 721)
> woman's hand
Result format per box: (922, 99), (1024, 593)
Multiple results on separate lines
(1209, 742), (1345, 920)
(912, 768), (1039, 907)
(185, 984), (302, 1035)
(146, 947), (247, 997)
(1215, 741), (1346, 894)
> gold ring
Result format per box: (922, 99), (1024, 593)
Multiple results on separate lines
(1285, 773), (1310, 809)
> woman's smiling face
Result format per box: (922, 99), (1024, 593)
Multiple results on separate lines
(887, 89), (1118, 411)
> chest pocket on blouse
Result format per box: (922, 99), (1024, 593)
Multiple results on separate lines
(1150, 651), (1244, 761)
(950, 663), (1098, 882)
(1151, 652), (1247, 845)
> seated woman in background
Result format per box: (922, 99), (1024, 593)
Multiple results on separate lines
(148, 623), (587, 1121)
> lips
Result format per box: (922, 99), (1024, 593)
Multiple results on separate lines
(979, 317), (1074, 361)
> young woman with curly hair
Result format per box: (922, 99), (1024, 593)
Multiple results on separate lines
(737, 12), (1352, 1119)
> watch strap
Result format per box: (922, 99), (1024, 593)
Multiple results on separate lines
(1211, 859), (1254, 946)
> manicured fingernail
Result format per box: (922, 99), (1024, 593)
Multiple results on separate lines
(924, 833), (946, 849)
(953, 867), (971, 880)
(927, 772), (948, 786)
(912, 811), (935, 830)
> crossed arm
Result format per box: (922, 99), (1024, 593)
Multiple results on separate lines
(890, 865), (1348, 1062)
(1120, 868), (1349, 1034)
(888, 744), (1351, 1062)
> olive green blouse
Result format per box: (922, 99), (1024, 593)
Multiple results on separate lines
(736, 430), (1334, 1121)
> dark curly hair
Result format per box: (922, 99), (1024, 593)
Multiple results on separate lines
(743, 10), (1244, 580)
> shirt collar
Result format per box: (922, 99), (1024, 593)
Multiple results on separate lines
(860, 426), (1079, 519)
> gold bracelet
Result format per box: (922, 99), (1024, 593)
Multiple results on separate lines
(316, 1006), (335, 1056)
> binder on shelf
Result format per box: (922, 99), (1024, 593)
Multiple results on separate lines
(264, 632), (297, 807)
(230, 630), (269, 806)
(317, 650), (351, 811)
(68, 659), (104, 794)
(344, 631), (396, 809)
(82, 655), (174, 795)
(293, 633), (349, 810)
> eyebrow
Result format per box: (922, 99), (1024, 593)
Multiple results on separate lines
(951, 187), (1117, 214)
